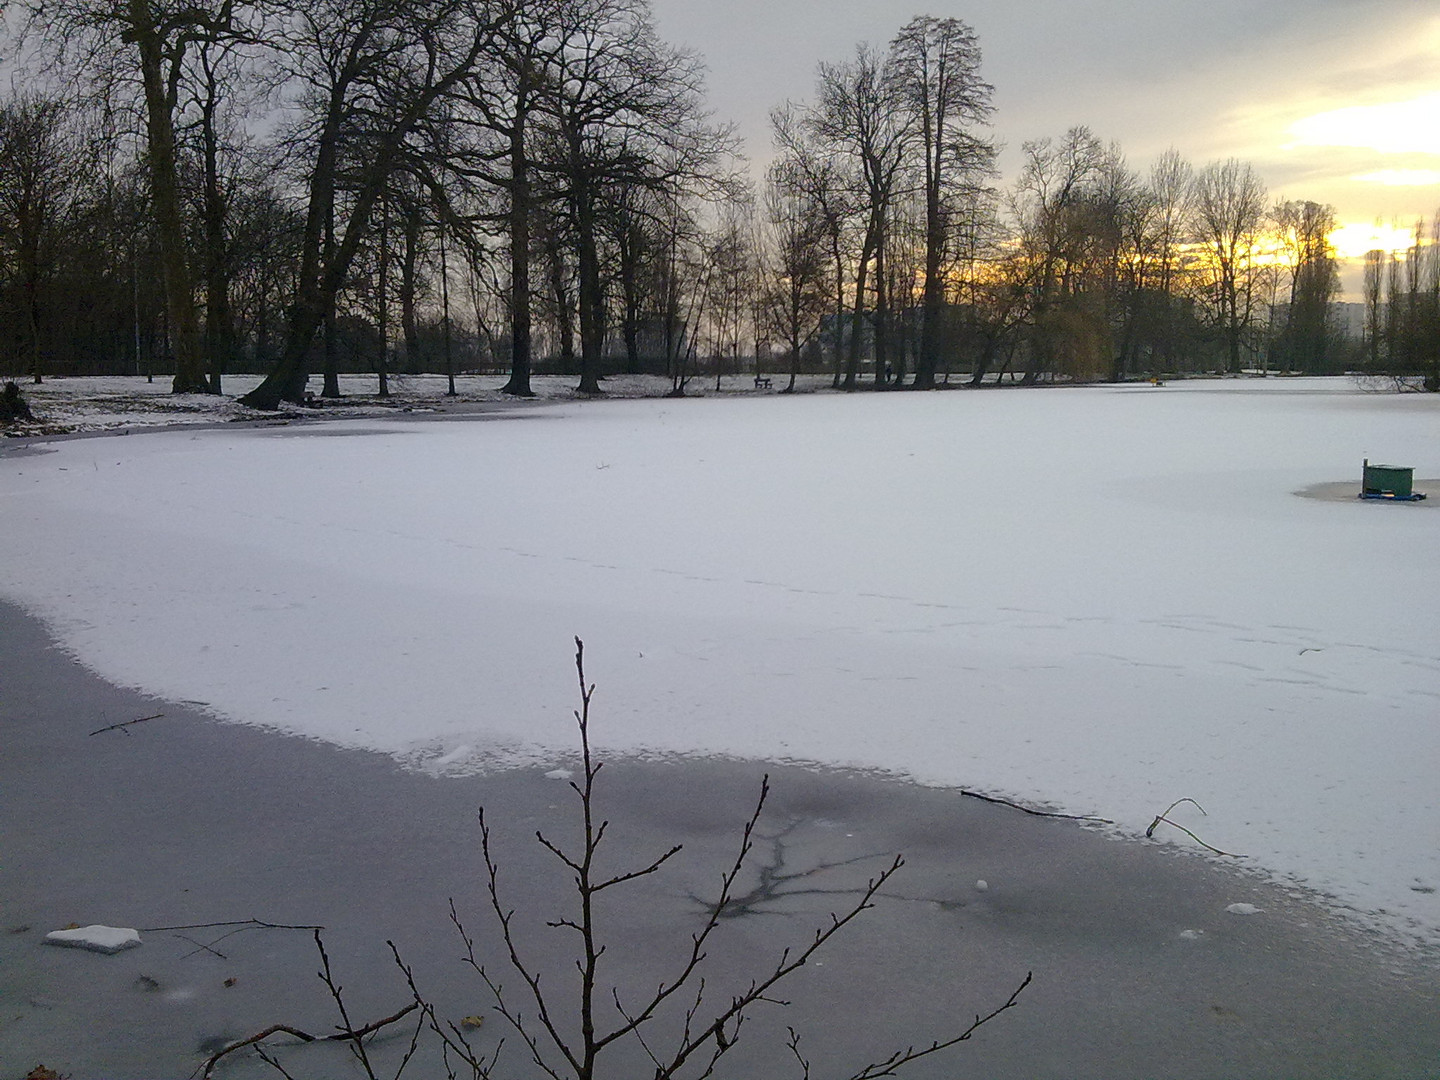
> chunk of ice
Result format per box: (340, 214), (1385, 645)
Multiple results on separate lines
(44, 925), (141, 953)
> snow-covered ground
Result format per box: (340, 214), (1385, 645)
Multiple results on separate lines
(6, 371), (788, 434)
(3, 376), (1437, 945)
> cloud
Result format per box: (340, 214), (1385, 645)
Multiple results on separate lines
(1351, 169), (1440, 187)
(1286, 93), (1440, 156)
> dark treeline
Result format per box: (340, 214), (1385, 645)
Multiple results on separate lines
(1360, 219), (1440, 390)
(1, 2), (1431, 402)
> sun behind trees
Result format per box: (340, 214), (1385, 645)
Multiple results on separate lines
(0, 4), (1425, 394)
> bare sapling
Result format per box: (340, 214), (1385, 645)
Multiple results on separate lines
(399, 637), (1029, 1079)
(204, 639), (1028, 1079)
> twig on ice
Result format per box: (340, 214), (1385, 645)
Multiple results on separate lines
(137, 919), (325, 962)
(960, 788), (1113, 824)
(195, 1003), (419, 1079)
(88, 712), (163, 736)
(1146, 798), (1244, 857)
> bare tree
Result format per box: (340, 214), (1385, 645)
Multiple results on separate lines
(1190, 158), (1266, 374)
(535, 0), (734, 395)
(1270, 199), (1338, 374)
(0, 92), (85, 383)
(397, 639), (1031, 1080)
(886, 15), (994, 389)
(810, 45), (911, 390)
(434, 0), (571, 397)
(238, 0), (510, 409)
(704, 196), (755, 391)
(16, 0), (249, 393)
(1362, 246), (1385, 371)
(770, 101), (856, 388)
(761, 159), (830, 392)
(1144, 148), (1194, 372)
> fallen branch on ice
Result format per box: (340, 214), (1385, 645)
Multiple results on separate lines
(88, 712), (163, 736)
(138, 918), (325, 962)
(959, 788), (1113, 824)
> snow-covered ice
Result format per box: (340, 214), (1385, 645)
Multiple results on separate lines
(43, 925), (141, 953)
(2, 377), (1437, 944)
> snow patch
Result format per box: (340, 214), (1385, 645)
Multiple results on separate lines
(44, 925), (141, 953)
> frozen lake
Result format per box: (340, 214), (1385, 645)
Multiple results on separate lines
(2, 376), (1437, 943)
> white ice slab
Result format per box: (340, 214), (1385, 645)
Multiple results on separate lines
(44, 925), (142, 953)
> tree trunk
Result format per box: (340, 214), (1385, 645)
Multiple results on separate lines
(573, 167), (604, 395)
(400, 208), (422, 372)
(128, 0), (206, 394)
(551, 238), (576, 370)
(871, 223), (888, 390)
(501, 109), (534, 397)
(321, 202), (341, 398)
(199, 54), (230, 394)
(843, 229), (874, 391)
(914, 187), (944, 389)
(377, 192), (390, 396)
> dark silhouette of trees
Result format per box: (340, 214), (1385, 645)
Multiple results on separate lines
(16, 0), (245, 393)
(238, 0), (511, 409)
(1271, 199), (1339, 373)
(1364, 214), (1440, 390)
(0, 93), (84, 383)
(7, 5), (1435, 396)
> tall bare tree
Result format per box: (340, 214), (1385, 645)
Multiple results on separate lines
(17, 0), (249, 392)
(1270, 199), (1338, 373)
(1190, 157), (1266, 374)
(811, 45), (911, 390)
(887, 15), (993, 389)
(761, 158), (832, 392)
(535, 0), (733, 395)
(238, 0), (511, 409)
(771, 101), (856, 388)
(0, 93), (85, 383)
(1144, 148), (1194, 372)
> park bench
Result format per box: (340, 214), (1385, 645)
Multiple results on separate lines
(754, 375), (772, 390)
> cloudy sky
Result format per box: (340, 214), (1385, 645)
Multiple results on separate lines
(652, 0), (1440, 261)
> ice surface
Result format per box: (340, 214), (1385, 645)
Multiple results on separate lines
(2, 377), (1437, 943)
